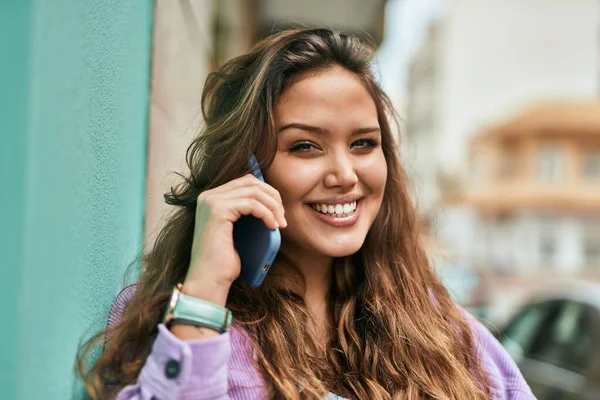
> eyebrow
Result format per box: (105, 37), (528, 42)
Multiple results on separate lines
(277, 123), (381, 136)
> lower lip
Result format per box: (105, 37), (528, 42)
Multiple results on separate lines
(306, 201), (362, 227)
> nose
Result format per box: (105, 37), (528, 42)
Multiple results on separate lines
(323, 151), (359, 189)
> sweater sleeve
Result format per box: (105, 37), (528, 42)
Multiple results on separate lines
(108, 285), (233, 400)
(115, 325), (232, 400)
(467, 314), (536, 400)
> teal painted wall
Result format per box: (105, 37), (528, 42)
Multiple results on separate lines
(0, 1), (153, 399)
(0, 1), (33, 398)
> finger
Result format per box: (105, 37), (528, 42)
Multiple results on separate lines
(207, 175), (286, 226)
(246, 178), (286, 226)
(259, 182), (285, 219)
(227, 198), (280, 230)
(221, 186), (286, 228)
(249, 183), (286, 228)
(215, 174), (282, 207)
(209, 174), (260, 194)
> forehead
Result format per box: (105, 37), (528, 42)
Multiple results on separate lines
(274, 68), (379, 127)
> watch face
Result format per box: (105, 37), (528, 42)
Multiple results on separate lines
(163, 286), (180, 324)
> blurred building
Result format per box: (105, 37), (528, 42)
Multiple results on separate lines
(405, 0), (600, 222)
(404, 21), (442, 218)
(456, 102), (600, 276)
(405, 0), (600, 318)
(254, 0), (386, 44)
(438, 102), (600, 323)
(145, 0), (388, 246)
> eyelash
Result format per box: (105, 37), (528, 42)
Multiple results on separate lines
(289, 139), (379, 152)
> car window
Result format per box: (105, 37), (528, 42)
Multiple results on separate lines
(528, 300), (593, 373)
(499, 300), (555, 363)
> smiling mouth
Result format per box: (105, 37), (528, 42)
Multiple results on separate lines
(308, 200), (358, 218)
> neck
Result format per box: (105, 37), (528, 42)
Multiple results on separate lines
(273, 243), (334, 334)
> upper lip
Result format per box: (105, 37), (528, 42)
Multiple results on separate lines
(307, 194), (363, 205)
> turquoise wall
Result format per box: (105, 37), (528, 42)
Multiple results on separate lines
(0, 1), (153, 399)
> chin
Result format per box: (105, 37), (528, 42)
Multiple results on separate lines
(313, 239), (365, 258)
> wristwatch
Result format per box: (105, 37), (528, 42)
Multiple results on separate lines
(163, 284), (232, 333)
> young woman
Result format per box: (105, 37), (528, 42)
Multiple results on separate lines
(78, 28), (534, 399)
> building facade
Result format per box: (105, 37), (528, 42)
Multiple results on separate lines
(405, 0), (600, 220)
(463, 102), (600, 276)
(435, 102), (600, 322)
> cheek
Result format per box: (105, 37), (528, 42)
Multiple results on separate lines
(359, 154), (388, 194)
(265, 158), (321, 207)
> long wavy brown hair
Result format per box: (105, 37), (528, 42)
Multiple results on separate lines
(77, 28), (490, 399)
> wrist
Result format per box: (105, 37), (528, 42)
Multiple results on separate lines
(170, 323), (221, 340)
(181, 279), (230, 307)
(164, 283), (232, 334)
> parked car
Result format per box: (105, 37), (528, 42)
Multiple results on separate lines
(494, 280), (600, 399)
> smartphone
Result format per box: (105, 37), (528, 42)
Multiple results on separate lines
(233, 155), (281, 287)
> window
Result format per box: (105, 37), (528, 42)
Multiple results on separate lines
(499, 152), (517, 179)
(584, 240), (600, 268)
(583, 223), (600, 268)
(539, 235), (555, 267)
(471, 153), (487, 187)
(499, 142), (518, 180)
(583, 151), (600, 181)
(499, 301), (554, 363)
(537, 146), (563, 183)
(528, 301), (593, 373)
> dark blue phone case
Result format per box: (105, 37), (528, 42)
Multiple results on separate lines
(232, 156), (281, 287)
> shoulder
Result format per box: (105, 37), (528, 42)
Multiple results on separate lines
(106, 284), (138, 330)
(462, 309), (535, 399)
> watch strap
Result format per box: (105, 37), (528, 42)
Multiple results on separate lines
(172, 292), (232, 333)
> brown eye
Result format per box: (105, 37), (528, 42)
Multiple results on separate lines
(352, 139), (378, 148)
(289, 141), (319, 152)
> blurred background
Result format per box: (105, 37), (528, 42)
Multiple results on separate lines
(1, 0), (599, 399)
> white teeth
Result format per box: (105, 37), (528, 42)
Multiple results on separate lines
(310, 201), (359, 216)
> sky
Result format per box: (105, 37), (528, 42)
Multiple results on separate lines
(375, 0), (446, 107)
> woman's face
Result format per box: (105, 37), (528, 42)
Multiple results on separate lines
(264, 67), (388, 258)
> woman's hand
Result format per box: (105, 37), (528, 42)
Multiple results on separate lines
(181, 174), (287, 306)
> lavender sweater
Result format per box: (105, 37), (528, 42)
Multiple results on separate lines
(109, 285), (535, 400)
